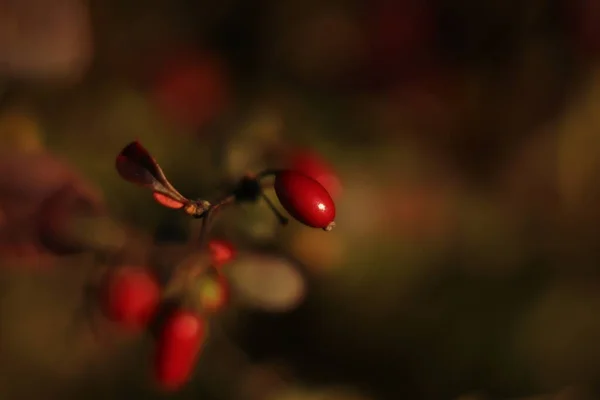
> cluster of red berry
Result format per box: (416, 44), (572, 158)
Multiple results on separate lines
(94, 237), (235, 391)
(78, 140), (338, 391)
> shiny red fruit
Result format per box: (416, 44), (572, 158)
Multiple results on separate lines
(155, 310), (206, 391)
(102, 267), (161, 330)
(274, 170), (336, 230)
(289, 149), (342, 199)
(207, 239), (236, 267)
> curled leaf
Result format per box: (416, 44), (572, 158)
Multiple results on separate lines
(115, 141), (167, 187)
(115, 141), (188, 208)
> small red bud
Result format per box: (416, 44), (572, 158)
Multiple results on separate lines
(207, 239), (237, 267)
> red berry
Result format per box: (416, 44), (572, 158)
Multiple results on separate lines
(198, 273), (229, 313)
(274, 170), (336, 230)
(289, 149), (342, 199)
(207, 239), (236, 267)
(155, 310), (206, 391)
(102, 267), (161, 330)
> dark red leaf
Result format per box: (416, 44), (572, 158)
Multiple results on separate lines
(115, 141), (189, 207)
(116, 141), (165, 187)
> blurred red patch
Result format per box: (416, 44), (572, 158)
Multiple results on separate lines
(151, 50), (230, 130)
(207, 239), (237, 268)
(102, 266), (161, 331)
(567, 0), (600, 57)
(154, 310), (206, 391)
(364, 0), (435, 86)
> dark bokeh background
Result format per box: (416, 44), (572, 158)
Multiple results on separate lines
(2, 0), (600, 399)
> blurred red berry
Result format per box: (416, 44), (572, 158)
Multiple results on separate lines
(288, 149), (342, 199)
(102, 267), (161, 330)
(207, 239), (236, 267)
(274, 170), (336, 230)
(154, 310), (206, 391)
(151, 50), (229, 130)
(198, 273), (229, 313)
(0, 151), (104, 262)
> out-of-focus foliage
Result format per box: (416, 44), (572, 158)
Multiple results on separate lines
(2, 0), (600, 399)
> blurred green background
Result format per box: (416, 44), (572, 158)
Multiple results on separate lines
(2, 0), (600, 399)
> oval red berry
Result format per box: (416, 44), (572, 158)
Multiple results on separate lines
(102, 267), (160, 330)
(207, 239), (236, 267)
(274, 170), (336, 230)
(155, 310), (206, 391)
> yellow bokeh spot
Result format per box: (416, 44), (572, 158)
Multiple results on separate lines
(0, 111), (44, 153)
(200, 279), (219, 301)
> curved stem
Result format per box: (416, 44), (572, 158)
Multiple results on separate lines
(197, 207), (214, 250)
(214, 194), (236, 208)
(260, 192), (289, 226)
